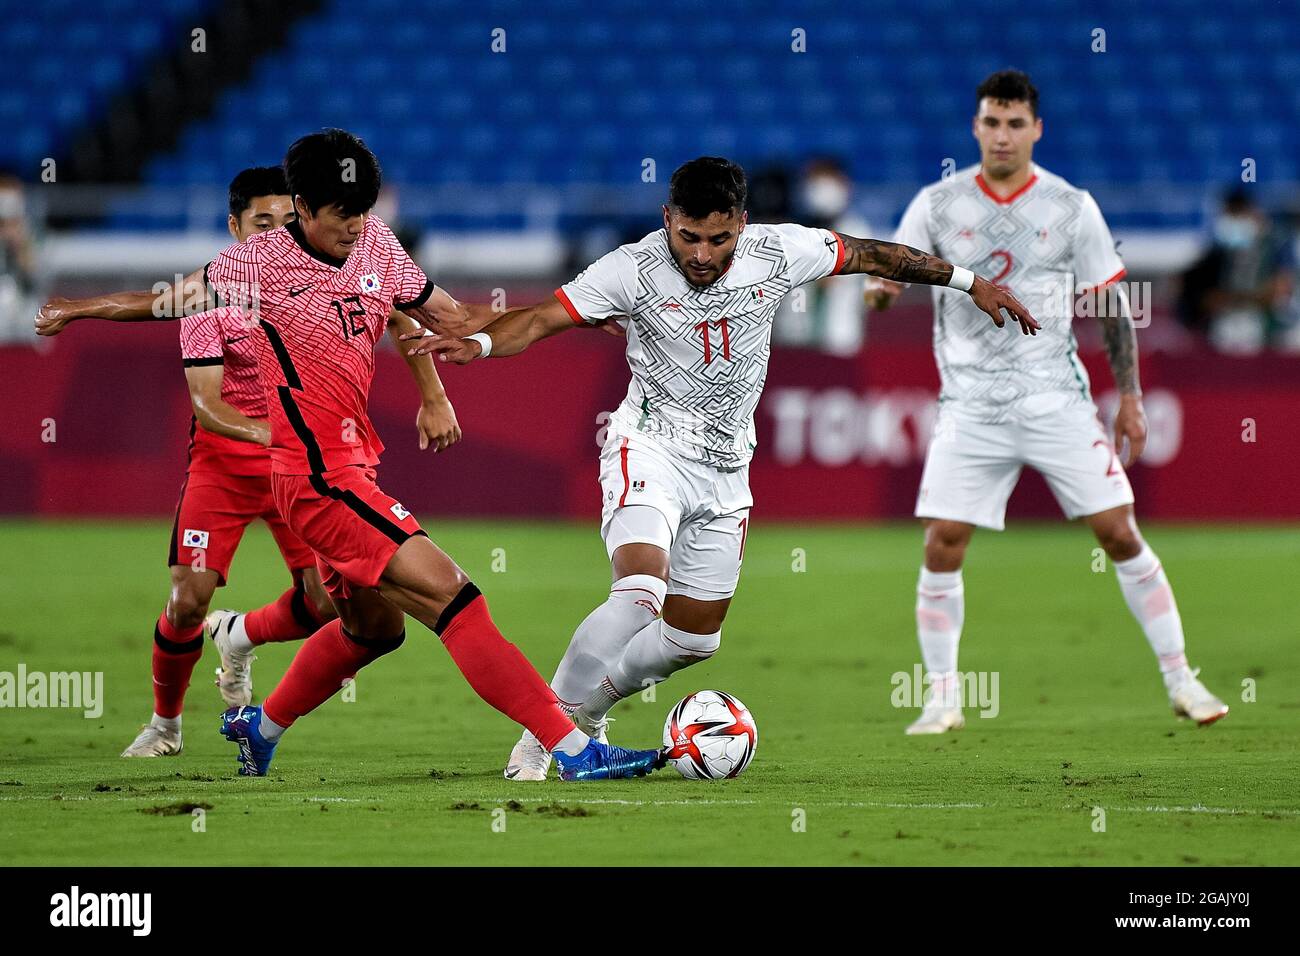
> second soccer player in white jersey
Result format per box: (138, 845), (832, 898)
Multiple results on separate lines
(412, 156), (1037, 779)
(865, 70), (1229, 734)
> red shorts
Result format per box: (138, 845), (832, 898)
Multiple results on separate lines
(169, 470), (316, 584)
(271, 464), (424, 601)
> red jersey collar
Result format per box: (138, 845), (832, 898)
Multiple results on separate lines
(975, 167), (1038, 205)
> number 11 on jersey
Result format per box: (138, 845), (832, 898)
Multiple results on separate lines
(694, 318), (732, 364)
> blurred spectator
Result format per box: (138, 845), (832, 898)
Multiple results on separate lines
(771, 158), (871, 356)
(1177, 188), (1293, 354)
(1278, 201), (1300, 352)
(0, 175), (39, 341)
(746, 163), (794, 223)
(373, 185), (422, 258)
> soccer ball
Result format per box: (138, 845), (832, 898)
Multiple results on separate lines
(662, 690), (758, 780)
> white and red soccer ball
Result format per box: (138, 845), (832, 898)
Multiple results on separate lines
(662, 690), (758, 780)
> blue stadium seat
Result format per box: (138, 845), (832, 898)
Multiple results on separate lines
(0, 0), (212, 171)
(3, 0), (1296, 233)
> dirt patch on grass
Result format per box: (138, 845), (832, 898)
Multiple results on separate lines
(139, 801), (213, 816)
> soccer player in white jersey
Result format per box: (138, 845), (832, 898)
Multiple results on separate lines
(864, 70), (1229, 733)
(410, 157), (1037, 778)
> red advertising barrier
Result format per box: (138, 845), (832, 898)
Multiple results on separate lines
(3, 320), (1298, 520)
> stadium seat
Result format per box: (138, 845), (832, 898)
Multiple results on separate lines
(4, 0), (1296, 233)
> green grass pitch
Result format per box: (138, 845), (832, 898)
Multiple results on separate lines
(1, 518), (1296, 866)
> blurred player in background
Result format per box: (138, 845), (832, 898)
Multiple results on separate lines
(34, 166), (462, 757)
(412, 156), (1038, 779)
(865, 70), (1229, 733)
(771, 157), (873, 355)
(204, 130), (661, 780)
(0, 174), (39, 340)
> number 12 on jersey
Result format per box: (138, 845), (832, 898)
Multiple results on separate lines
(332, 296), (366, 339)
(694, 318), (732, 364)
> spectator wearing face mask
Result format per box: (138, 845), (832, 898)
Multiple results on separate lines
(772, 158), (872, 356)
(1177, 188), (1292, 354)
(0, 174), (39, 342)
(1276, 202), (1300, 353)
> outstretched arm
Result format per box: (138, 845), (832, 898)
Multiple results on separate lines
(184, 364), (269, 447)
(836, 233), (1039, 335)
(402, 296), (575, 363)
(399, 284), (500, 338)
(385, 311), (462, 452)
(1090, 283), (1146, 465)
(35, 267), (211, 336)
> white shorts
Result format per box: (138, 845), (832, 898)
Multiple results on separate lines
(598, 429), (752, 601)
(915, 402), (1135, 531)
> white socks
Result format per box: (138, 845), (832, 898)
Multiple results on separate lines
(550, 574), (667, 707)
(578, 619), (721, 722)
(258, 713), (286, 742)
(916, 567), (964, 697)
(225, 613), (254, 654)
(152, 713), (181, 733)
(910, 547), (1193, 705)
(1114, 544), (1192, 690)
(553, 728), (591, 757)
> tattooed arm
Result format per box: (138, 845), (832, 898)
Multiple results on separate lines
(837, 233), (1040, 335)
(400, 284), (499, 338)
(1093, 283), (1147, 465)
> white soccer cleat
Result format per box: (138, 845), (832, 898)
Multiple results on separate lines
(208, 609), (255, 708)
(1170, 670), (1229, 726)
(121, 723), (182, 757)
(504, 733), (553, 781)
(905, 704), (965, 735)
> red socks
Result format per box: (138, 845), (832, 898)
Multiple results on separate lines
(152, 613), (204, 719)
(244, 584), (327, 645)
(436, 585), (575, 752)
(262, 619), (404, 729)
(257, 583), (575, 751)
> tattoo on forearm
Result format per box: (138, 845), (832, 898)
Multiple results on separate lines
(839, 235), (954, 285)
(1097, 287), (1140, 394)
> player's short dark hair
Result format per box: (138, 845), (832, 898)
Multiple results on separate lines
(227, 166), (289, 219)
(669, 157), (748, 219)
(284, 128), (382, 217)
(976, 69), (1039, 117)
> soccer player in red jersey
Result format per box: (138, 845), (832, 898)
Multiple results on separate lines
(203, 130), (661, 779)
(35, 167), (462, 757)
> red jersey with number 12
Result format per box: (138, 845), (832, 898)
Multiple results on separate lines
(204, 216), (433, 476)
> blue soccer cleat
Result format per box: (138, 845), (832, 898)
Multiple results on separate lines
(220, 704), (278, 776)
(553, 739), (665, 781)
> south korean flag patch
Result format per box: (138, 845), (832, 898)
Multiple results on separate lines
(183, 529), (210, 549)
(390, 502), (410, 521)
(360, 273), (380, 295)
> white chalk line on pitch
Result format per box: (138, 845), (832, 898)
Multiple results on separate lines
(1098, 804), (1300, 816)
(5, 794), (1298, 817)
(491, 798), (1300, 815)
(484, 797), (987, 809)
(0, 794), (369, 803)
